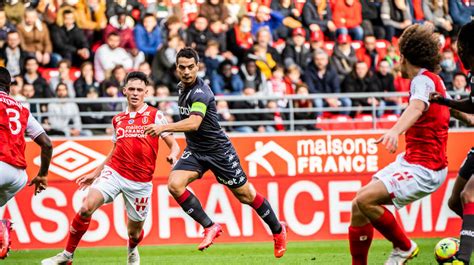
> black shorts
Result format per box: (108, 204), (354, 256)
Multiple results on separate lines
(173, 144), (248, 189)
(459, 147), (474, 180)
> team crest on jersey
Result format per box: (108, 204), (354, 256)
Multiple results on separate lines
(143, 117), (148, 124)
(128, 119), (134, 124)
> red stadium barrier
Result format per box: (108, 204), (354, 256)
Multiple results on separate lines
(3, 131), (473, 249)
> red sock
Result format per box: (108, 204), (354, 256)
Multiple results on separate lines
(371, 207), (411, 251)
(65, 213), (91, 253)
(128, 230), (144, 249)
(349, 223), (374, 265)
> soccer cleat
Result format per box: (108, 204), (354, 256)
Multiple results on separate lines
(127, 247), (140, 265)
(384, 240), (419, 265)
(452, 260), (465, 265)
(198, 223), (223, 251)
(0, 219), (12, 259)
(273, 221), (288, 258)
(41, 251), (73, 265)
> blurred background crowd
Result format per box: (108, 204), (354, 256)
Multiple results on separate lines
(1, 0), (473, 135)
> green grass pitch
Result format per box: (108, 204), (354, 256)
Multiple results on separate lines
(4, 238), (471, 264)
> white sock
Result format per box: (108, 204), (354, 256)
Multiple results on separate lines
(63, 250), (73, 258)
(128, 246), (136, 254)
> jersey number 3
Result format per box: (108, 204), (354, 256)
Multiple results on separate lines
(6, 108), (21, 135)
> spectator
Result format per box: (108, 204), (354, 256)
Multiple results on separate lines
(381, 0), (413, 41)
(0, 9), (15, 48)
(451, 72), (468, 98)
(138, 61), (153, 79)
(268, 65), (291, 108)
(227, 16), (253, 62)
(356, 35), (384, 72)
(392, 64), (410, 106)
(423, 0), (455, 36)
(9, 77), (25, 102)
(304, 48), (351, 116)
(0, 31), (27, 77)
(282, 27), (312, 72)
(293, 83), (317, 131)
(45, 83), (90, 136)
(216, 100), (234, 132)
(449, 0), (472, 26)
(208, 19), (227, 52)
(254, 44), (278, 79)
(332, 0), (364, 41)
(375, 59), (401, 114)
(409, 0), (425, 24)
(22, 83), (35, 113)
(50, 59), (76, 98)
(232, 87), (275, 133)
(270, 0), (302, 39)
(342, 60), (384, 117)
(284, 64), (302, 94)
(148, 0), (172, 21)
(199, 0), (232, 28)
(152, 35), (183, 90)
(225, 0), (246, 25)
(161, 15), (187, 43)
(204, 40), (225, 77)
(17, 8), (53, 66)
(186, 15), (211, 59)
(331, 33), (358, 80)
(383, 44), (400, 68)
(73, 0), (107, 33)
(51, 9), (90, 67)
(79, 87), (109, 134)
(309, 30), (327, 53)
(104, 9), (138, 54)
(23, 57), (53, 99)
(108, 64), (128, 88)
(101, 80), (123, 112)
(251, 5), (284, 37)
(154, 85), (179, 121)
(361, 0), (386, 39)
(439, 48), (459, 90)
(94, 32), (133, 82)
(239, 55), (269, 94)
(74, 61), (100, 98)
(302, 0), (337, 40)
(3, 0), (25, 25)
(255, 27), (282, 65)
(134, 13), (162, 61)
(197, 62), (212, 85)
(211, 59), (244, 95)
(106, 0), (145, 21)
(180, 0), (200, 26)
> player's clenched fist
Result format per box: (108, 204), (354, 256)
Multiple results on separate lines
(375, 130), (398, 154)
(429, 92), (444, 103)
(144, 124), (163, 137)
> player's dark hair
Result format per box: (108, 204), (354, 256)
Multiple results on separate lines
(107, 31), (120, 38)
(63, 9), (74, 17)
(398, 24), (441, 72)
(453, 72), (467, 81)
(124, 71), (149, 86)
(176, 47), (200, 65)
(0, 67), (11, 93)
(457, 21), (474, 70)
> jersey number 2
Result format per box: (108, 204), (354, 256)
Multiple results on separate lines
(6, 108), (21, 135)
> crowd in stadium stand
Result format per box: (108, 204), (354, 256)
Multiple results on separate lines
(0, 0), (473, 135)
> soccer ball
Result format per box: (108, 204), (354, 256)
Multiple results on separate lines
(434, 237), (460, 264)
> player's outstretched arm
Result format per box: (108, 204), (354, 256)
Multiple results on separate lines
(430, 92), (474, 114)
(28, 133), (53, 195)
(162, 134), (180, 165)
(145, 114), (204, 136)
(76, 144), (116, 190)
(375, 99), (425, 153)
(450, 109), (474, 126)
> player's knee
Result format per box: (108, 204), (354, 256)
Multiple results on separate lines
(461, 188), (474, 204)
(128, 230), (141, 241)
(168, 179), (185, 198)
(355, 194), (371, 214)
(79, 205), (94, 217)
(448, 195), (461, 213)
(236, 192), (253, 205)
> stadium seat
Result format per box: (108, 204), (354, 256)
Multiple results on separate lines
(378, 114), (400, 129)
(354, 114), (375, 130)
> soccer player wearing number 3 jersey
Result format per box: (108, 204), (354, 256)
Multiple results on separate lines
(143, 48), (288, 258)
(42, 72), (180, 265)
(0, 67), (53, 259)
(349, 25), (450, 265)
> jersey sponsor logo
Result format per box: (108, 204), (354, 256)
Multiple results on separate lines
(134, 197), (149, 212)
(178, 106), (191, 116)
(33, 141), (106, 181)
(116, 125), (148, 140)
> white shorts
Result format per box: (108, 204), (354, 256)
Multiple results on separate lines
(373, 153), (447, 209)
(0, 161), (28, 207)
(90, 166), (152, 222)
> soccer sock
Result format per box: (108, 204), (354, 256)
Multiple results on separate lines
(128, 230), (144, 251)
(457, 202), (474, 263)
(65, 213), (91, 254)
(349, 223), (374, 265)
(250, 193), (282, 234)
(176, 189), (213, 228)
(370, 207), (411, 251)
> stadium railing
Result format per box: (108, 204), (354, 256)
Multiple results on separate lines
(25, 91), (471, 134)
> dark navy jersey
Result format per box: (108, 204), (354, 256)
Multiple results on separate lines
(177, 77), (230, 152)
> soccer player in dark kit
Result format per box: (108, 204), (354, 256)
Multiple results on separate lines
(430, 21), (474, 265)
(144, 47), (288, 258)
